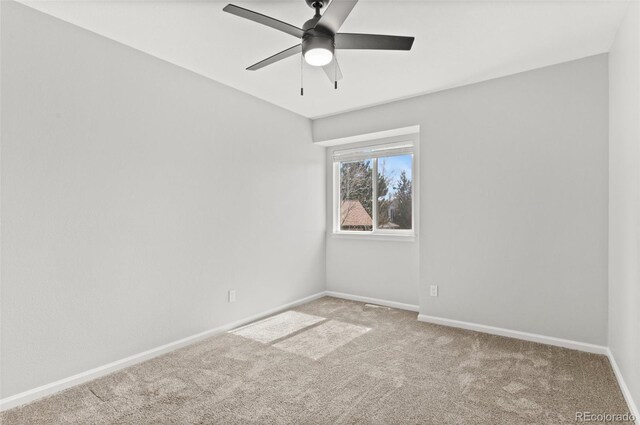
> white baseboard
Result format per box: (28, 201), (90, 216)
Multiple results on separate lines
(0, 291), (326, 412)
(607, 349), (639, 423)
(325, 291), (419, 312)
(417, 314), (608, 355)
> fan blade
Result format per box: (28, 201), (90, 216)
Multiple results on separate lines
(247, 44), (302, 70)
(315, 0), (358, 34)
(335, 33), (414, 50)
(322, 59), (343, 83)
(223, 4), (304, 39)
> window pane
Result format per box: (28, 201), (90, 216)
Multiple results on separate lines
(377, 154), (413, 230)
(340, 160), (373, 231)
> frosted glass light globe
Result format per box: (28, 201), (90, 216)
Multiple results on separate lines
(304, 48), (333, 66)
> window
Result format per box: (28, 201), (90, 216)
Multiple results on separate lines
(333, 139), (415, 236)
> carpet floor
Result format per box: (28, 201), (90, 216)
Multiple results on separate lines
(1, 296), (632, 424)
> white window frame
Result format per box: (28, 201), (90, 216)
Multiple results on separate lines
(331, 134), (418, 240)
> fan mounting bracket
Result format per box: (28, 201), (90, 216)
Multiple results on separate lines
(305, 0), (326, 10)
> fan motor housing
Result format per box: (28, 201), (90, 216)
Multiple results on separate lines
(301, 29), (335, 57)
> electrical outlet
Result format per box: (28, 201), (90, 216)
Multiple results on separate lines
(430, 285), (438, 297)
(228, 290), (236, 303)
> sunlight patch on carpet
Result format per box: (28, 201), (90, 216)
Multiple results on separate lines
(230, 311), (325, 344)
(273, 320), (370, 360)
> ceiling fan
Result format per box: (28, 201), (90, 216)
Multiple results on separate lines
(223, 0), (415, 90)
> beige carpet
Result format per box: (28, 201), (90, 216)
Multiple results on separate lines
(1, 297), (632, 424)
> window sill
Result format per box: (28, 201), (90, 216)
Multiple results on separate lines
(329, 232), (416, 242)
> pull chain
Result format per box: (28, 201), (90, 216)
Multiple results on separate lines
(300, 54), (304, 96)
(334, 51), (338, 90)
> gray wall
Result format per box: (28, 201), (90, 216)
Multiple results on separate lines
(609, 0), (640, 412)
(314, 55), (609, 345)
(0, 1), (325, 398)
(325, 236), (419, 306)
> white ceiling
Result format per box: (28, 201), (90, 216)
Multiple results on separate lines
(18, 0), (629, 118)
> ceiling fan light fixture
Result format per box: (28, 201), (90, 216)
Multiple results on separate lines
(304, 47), (333, 66)
(302, 31), (334, 67)
(223, 0), (415, 86)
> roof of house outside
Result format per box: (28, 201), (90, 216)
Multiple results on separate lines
(340, 200), (372, 227)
